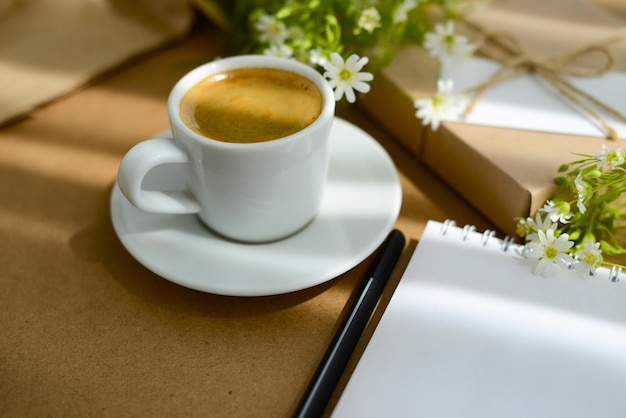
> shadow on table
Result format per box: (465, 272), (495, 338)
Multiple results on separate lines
(68, 182), (364, 320)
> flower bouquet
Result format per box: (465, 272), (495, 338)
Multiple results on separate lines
(196, 0), (480, 103)
(517, 146), (626, 278)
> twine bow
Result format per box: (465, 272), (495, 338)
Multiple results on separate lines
(461, 20), (626, 140)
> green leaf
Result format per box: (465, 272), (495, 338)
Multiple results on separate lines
(276, 7), (293, 19)
(557, 164), (570, 173)
(600, 240), (626, 255)
(554, 176), (568, 185)
(568, 230), (581, 241)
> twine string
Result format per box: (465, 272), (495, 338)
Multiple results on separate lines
(459, 20), (626, 140)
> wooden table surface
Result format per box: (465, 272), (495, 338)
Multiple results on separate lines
(0, 21), (493, 418)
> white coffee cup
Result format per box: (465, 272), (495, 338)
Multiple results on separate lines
(117, 55), (335, 242)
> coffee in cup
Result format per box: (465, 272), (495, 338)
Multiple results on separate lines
(179, 67), (323, 143)
(117, 55), (335, 243)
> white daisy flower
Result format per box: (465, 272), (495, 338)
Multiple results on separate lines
(309, 47), (328, 67)
(263, 44), (293, 58)
(413, 79), (464, 130)
(393, 0), (418, 23)
(541, 200), (572, 224)
(357, 7), (382, 33)
(574, 239), (603, 277)
(574, 173), (592, 214)
(516, 217), (533, 239)
(595, 144), (625, 169)
(521, 212), (557, 243)
(323, 53), (373, 103)
(254, 14), (288, 45)
(525, 229), (574, 277)
(423, 20), (477, 63)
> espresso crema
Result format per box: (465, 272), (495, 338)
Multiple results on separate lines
(180, 67), (323, 143)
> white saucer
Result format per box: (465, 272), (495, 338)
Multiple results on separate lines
(110, 118), (402, 296)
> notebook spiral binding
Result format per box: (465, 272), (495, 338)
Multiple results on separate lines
(441, 219), (623, 283)
(609, 266), (622, 283)
(441, 219), (516, 252)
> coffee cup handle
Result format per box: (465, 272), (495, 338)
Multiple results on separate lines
(117, 138), (201, 214)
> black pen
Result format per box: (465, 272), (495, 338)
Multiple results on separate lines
(294, 229), (406, 418)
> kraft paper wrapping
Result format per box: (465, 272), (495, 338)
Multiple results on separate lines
(0, 0), (193, 127)
(359, 0), (626, 236)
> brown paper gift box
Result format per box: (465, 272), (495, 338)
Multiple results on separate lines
(359, 0), (626, 236)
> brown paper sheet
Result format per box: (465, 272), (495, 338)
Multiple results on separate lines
(0, 0), (193, 127)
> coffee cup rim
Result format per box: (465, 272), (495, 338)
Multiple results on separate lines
(168, 55), (335, 148)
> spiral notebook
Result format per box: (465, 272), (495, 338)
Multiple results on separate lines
(332, 220), (626, 418)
